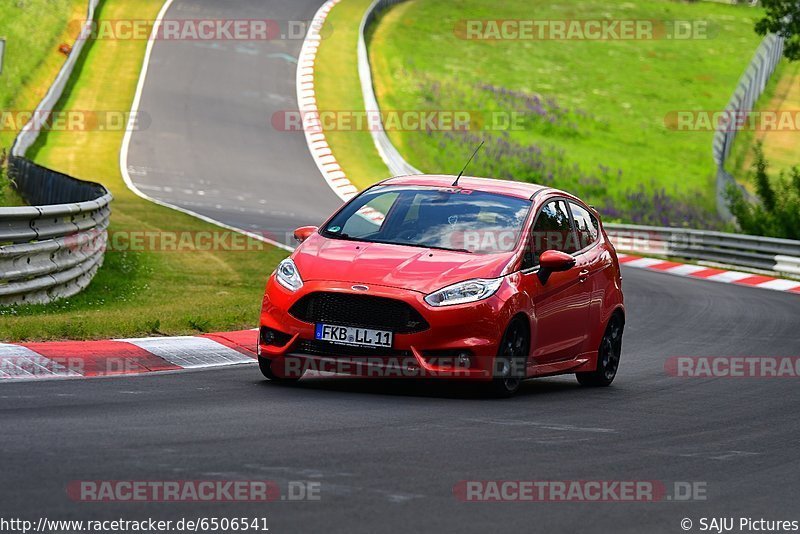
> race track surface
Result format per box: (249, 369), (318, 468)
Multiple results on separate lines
(3, 268), (799, 533)
(125, 0), (343, 245)
(3, 1), (799, 532)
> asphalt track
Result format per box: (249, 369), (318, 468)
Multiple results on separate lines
(125, 0), (342, 245)
(2, 1), (799, 533)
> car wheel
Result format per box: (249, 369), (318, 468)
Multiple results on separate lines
(576, 314), (623, 387)
(488, 319), (529, 398)
(259, 356), (304, 382)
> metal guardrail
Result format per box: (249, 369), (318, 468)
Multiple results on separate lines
(358, 0), (800, 279)
(0, 0), (111, 306)
(358, 0), (422, 177)
(605, 223), (800, 277)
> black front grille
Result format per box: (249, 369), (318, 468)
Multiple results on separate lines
(294, 339), (412, 358)
(289, 292), (429, 334)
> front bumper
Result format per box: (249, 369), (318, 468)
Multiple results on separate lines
(259, 277), (514, 380)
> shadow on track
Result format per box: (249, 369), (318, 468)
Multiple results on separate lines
(255, 375), (588, 400)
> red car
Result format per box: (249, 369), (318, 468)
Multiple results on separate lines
(258, 175), (624, 396)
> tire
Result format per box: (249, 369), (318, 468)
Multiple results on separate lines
(487, 318), (529, 398)
(576, 314), (623, 387)
(259, 356), (304, 382)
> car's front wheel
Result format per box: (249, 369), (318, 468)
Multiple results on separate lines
(488, 318), (529, 398)
(576, 314), (623, 387)
(259, 356), (305, 382)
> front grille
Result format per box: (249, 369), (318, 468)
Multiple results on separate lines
(294, 339), (412, 358)
(289, 292), (429, 334)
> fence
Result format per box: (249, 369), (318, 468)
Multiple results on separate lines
(605, 223), (800, 277)
(0, 0), (111, 306)
(712, 33), (785, 220)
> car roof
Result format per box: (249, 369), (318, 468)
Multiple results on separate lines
(379, 174), (554, 201)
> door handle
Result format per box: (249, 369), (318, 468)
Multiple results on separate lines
(579, 269), (590, 282)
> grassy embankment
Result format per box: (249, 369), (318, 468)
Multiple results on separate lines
(0, 0), (286, 340)
(317, 0), (768, 227)
(0, 0), (87, 205)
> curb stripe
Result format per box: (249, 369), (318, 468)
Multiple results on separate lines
(0, 344), (81, 379)
(123, 336), (254, 369)
(22, 340), (179, 376)
(618, 253), (800, 295)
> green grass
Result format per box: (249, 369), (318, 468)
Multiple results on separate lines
(0, 0), (87, 205)
(314, 0), (390, 190)
(729, 59), (800, 188)
(362, 0), (765, 226)
(0, 0), (287, 341)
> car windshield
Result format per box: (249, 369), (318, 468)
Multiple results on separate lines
(321, 185), (532, 254)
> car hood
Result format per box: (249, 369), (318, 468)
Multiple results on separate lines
(293, 235), (516, 294)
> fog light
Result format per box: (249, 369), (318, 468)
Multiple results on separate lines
(260, 327), (291, 347)
(457, 352), (471, 368)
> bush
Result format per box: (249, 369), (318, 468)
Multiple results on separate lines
(726, 142), (800, 239)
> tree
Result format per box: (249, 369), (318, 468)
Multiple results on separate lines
(726, 142), (800, 239)
(755, 0), (800, 61)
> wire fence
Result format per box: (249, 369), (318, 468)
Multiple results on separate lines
(713, 33), (785, 220)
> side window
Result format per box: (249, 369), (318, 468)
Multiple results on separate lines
(524, 200), (578, 268)
(569, 202), (600, 250)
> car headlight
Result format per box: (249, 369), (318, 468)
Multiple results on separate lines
(424, 278), (503, 307)
(275, 258), (303, 291)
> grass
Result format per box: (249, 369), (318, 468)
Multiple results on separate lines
(362, 0), (766, 227)
(0, 0), (287, 341)
(729, 59), (800, 185)
(313, 0), (390, 190)
(0, 0), (87, 205)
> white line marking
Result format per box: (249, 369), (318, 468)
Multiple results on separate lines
(119, 0), (293, 252)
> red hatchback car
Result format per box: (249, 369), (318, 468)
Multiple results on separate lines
(258, 175), (624, 396)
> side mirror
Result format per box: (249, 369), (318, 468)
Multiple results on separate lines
(538, 250), (576, 284)
(293, 226), (318, 243)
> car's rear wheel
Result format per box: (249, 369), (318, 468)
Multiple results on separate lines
(487, 318), (529, 398)
(576, 314), (623, 387)
(259, 356), (305, 382)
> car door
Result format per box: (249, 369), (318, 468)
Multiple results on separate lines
(520, 199), (592, 365)
(569, 201), (614, 331)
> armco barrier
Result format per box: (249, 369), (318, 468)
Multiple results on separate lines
(356, 0), (800, 279)
(605, 223), (800, 277)
(0, 0), (111, 306)
(358, 0), (422, 177)
(1, 158), (111, 305)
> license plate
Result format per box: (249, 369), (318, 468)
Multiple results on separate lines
(315, 323), (393, 348)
